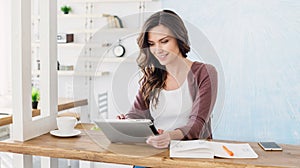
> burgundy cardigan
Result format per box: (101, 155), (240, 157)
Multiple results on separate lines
(126, 62), (218, 140)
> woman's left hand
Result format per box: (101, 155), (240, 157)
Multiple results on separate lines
(146, 132), (171, 149)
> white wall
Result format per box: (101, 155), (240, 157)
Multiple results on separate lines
(162, 0), (300, 144)
(0, 1), (12, 95)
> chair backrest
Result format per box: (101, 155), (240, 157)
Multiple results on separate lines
(98, 92), (108, 119)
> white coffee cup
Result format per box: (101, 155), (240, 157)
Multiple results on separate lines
(56, 116), (77, 134)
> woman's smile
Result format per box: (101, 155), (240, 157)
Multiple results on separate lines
(156, 52), (168, 61)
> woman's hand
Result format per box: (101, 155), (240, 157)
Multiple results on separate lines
(146, 132), (171, 149)
(116, 114), (126, 119)
(157, 129), (164, 134)
(146, 129), (184, 148)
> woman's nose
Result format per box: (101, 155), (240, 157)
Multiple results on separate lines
(155, 48), (163, 54)
(154, 44), (163, 53)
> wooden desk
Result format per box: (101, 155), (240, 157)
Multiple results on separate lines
(0, 98), (88, 126)
(0, 123), (299, 168)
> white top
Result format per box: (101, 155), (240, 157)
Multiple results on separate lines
(150, 79), (193, 131)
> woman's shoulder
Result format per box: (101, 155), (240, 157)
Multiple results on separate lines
(190, 61), (216, 75)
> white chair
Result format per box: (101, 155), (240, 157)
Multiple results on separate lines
(98, 92), (108, 119)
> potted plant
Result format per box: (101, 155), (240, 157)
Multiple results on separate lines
(61, 5), (72, 14)
(32, 87), (40, 109)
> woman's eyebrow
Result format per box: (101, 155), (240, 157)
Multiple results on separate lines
(148, 36), (170, 43)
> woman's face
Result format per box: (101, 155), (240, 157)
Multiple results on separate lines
(147, 25), (182, 66)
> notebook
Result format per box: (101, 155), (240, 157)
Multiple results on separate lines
(170, 140), (258, 159)
(94, 119), (157, 143)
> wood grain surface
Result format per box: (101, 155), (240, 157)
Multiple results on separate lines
(0, 123), (299, 168)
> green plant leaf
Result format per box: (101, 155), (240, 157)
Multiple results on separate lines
(60, 5), (72, 13)
(32, 88), (40, 102)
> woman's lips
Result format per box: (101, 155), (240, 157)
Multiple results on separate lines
(156, 53), (168, 61)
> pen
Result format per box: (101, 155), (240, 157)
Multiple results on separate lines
(149, 124), (159, 135)
(223, 145), (234, 156)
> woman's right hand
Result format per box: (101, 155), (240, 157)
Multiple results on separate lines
(146, 132), (171, 149)
(116, 114), (126, 120)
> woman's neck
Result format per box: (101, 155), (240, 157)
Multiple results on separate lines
(165, 57), (192, 77)
(164, 58), (193, 90)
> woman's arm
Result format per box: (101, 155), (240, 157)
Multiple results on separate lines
(125, 89), (153, 120)
(176, 64), (218, 140)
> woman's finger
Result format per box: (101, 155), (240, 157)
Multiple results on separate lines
(116, 114), (126, 119)
(158, 129), (164, 134)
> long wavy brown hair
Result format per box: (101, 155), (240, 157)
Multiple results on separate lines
(136, 10), (191, 108)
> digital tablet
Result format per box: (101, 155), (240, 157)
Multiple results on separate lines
(94, 119), (158, 143)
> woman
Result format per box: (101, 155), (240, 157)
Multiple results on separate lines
(118, 10), (218, 149)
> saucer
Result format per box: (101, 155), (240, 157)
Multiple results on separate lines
(50, 129), (81, 137)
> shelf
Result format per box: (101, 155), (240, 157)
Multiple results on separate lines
(77, 57), (137, 63)
(33, 14), (104, 20)
(69, 29), (98, 34)
(32, 28), (139, 48)
(57, 43), (103, 48)
(58, 14), (105, 19)
(103, 57), (137, 63)
(58, 28), (140, 37)
(67, 0), (153, 3)
(59, 71), (109, 76)
(70, 27), (140, 34)
(98, 27), (140, 32)
(32, 70), (109, 77)
(31, 42), (106, 48)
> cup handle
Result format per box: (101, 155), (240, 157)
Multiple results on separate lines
(74, 119), (78, 127)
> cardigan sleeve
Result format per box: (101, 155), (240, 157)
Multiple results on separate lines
(125, 89), (153, 120)
(176, 64), (217, 140)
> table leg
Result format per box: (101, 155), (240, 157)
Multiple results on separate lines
(79, 160), (94, 168)
(41, 156), (58, 168)
(80, 105), (90, 123)
(13, 154), (32, 168)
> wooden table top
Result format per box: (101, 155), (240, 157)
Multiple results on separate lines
(0, 98), (88, 126)
(0, 123), (299, 168)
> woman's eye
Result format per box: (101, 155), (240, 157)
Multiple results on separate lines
(161, 40), (168, 44)
(148, 42), (154, 46)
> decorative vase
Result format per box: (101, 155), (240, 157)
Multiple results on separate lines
(32, 101), (38, 109)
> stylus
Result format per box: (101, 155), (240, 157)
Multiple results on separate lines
(149, 124), (159, 135)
